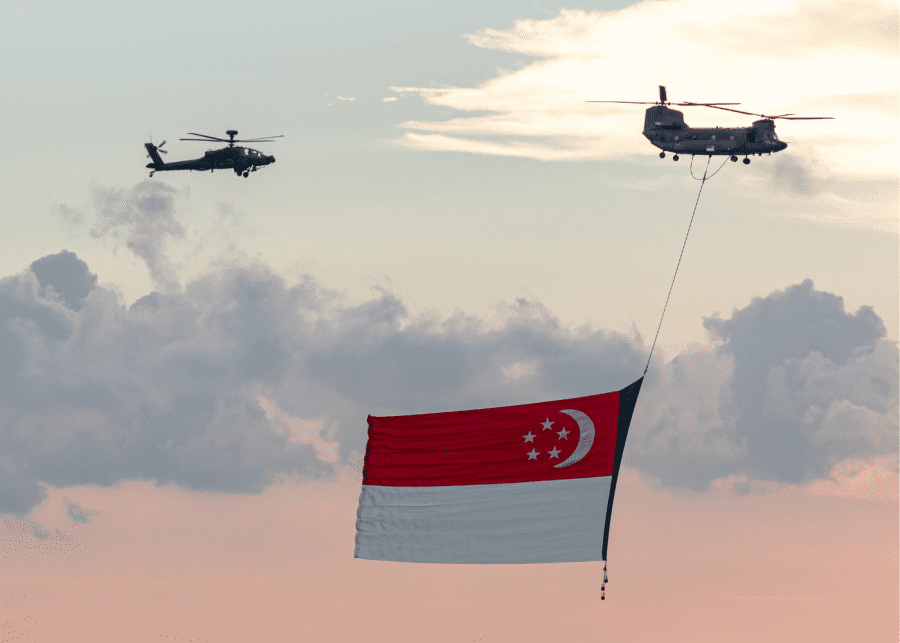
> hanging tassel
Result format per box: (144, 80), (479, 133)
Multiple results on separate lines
(601, 561), (607, 600)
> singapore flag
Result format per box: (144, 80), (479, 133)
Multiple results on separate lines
(355, 378), (643, 564)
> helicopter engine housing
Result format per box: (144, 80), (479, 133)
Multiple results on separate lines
(643, 106), (687, 136)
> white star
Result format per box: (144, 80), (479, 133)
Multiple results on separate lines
(548, 447), (561, 459)
(523, 431), (536, 443)
(541, 418), (554, 431)
(527, 449), (539, 460)
(556, 428), (570, 440)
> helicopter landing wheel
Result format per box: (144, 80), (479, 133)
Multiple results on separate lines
(742, 157), (751, 165)
(730, 155), (738, 162)
(672, 154), (679, 161)
(242, 171), (249, 177)
(659, 152), (665, 159)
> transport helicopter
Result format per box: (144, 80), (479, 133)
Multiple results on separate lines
(589, 86), (832, 163)
(144, 130), (283, 177)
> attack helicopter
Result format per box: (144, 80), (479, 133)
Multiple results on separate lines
(590, 86), (832, 163)
(144, 130), (282, 177)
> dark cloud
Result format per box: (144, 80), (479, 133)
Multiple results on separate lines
(0, 250), (646, 515)
(633, 280), (897, 490)
(29, 250), (98, 312)
(0, 254), (330, 515)
(305, 296), (643, 417)
(0, 246), (895, 514)
(65, 499), (97, 524)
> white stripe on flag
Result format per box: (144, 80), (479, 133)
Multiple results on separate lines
(355, 476), (612, 563)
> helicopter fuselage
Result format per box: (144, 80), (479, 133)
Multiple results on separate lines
(145, 143), (275, 177)
(643, 106), (787, 158)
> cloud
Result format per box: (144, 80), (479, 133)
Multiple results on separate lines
(0, 255), (331, 515)
(770, 150), (899, 209)
(256, 396), (339, 463)
(0, 242), (895, 512)
(633, 279), (897, 490)
(0, 248), (645, 516)
(65, 499), (98, 524)
(389, 1), (898, 183)
(771, 154), (828, 196)
(29, 250), (97, 312)
(53, 203), (85, 237)
(89, 181), (186, 292)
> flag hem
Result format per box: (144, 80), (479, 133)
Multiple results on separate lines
(601, 377), (644, 561)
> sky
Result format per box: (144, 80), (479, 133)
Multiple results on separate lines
(1, 0), (897, 641)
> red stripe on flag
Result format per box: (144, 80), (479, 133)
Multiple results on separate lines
(363, 390), (620, 486)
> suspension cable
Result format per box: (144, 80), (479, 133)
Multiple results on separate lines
(644, 155), (715, 375)
(691, 153), (729, 180)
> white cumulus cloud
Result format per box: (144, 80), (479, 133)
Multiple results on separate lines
(390, 0), (897, 184)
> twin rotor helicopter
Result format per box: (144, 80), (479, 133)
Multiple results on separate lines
(143, 87), (831, 177)
(144, 130), (282, 178)
(589, 85), (832, 163)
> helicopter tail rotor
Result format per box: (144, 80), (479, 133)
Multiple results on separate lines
(659, 85), (668, 104)
(146, 136), (167, 158)
(144, 142), (166, 168)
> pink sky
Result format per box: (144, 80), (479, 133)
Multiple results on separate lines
(2, 462), (896, 643)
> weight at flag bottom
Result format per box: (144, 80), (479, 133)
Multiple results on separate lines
(355, 378), (643, 564)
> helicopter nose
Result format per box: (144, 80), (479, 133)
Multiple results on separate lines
(270, 156), (276, 163)
(778, 141), (787, 151)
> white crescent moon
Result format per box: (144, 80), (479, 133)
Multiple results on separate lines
(553, 409), (595, 468)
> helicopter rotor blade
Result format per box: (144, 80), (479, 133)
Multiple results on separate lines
(682, 103), (767, 117)
(683, 103), (833, 120)
(588, 100), (740, 106)
(231, 135), (285, 142)
(185, 132), (231, 141)
(180, 133), (284, 143)
(586, 100), (661, 104)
